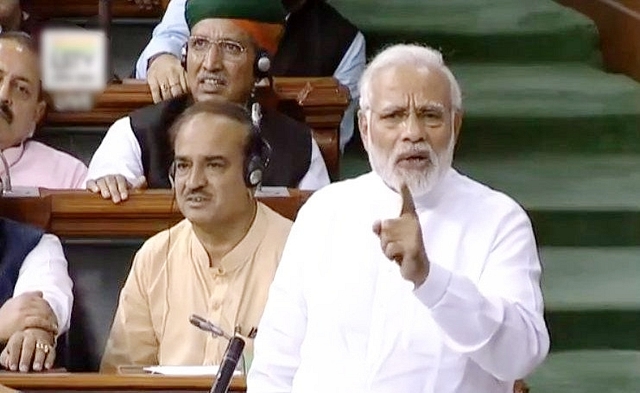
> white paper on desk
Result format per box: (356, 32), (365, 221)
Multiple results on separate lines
(143, 365), (241, 376)
(254, 187), (290, 197)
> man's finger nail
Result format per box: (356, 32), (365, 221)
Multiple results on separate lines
(19, 364), (28, 372)
(33, 362), (42, 371)
(10, 364), (17, 371)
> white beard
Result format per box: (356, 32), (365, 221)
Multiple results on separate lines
(367, 129), (455, 197)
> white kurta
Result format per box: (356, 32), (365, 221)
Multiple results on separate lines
(248, 169), (550, 393)
(86, 117), (330, 191)
(13, 234), (74, 337)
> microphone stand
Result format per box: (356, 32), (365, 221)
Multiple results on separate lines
(0, 150), (12, 195)
(189, 314), (247, 393)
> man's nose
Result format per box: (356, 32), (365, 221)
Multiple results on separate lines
(0, 81), (12, 105)
(202, 44), (224, 71)
(401, 112), (426, 142)
(186, 165), (208, 189)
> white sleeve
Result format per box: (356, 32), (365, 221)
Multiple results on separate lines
(13, 234), (74, 336)
(135, 0), (189, 79)
(248, 194), (325, 392)
(413, 205), (550, 380)
(297, 138), (330, 191)
(333, 32), (366, 150)
(85, 117), (144, 185)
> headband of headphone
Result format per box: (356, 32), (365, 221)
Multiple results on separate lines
(168, 102), (271, 188)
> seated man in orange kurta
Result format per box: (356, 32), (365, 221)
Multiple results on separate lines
(100, 100), (292, 372)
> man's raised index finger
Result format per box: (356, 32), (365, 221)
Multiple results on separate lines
(400, 183), (416, 216)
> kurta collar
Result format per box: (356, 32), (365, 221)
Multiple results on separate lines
(0, 143), (26, 174)
(366, 168), (453, 212)
(189, 202), (267, 275)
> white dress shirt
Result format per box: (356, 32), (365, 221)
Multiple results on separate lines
(248, 169), (550, 393)
(134, 0), (366, 150)
(86, 116), (330, 191)
(13, 234), (74, 336)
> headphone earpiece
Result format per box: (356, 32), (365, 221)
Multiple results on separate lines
(254, 49), (271, 80)
(181, 44), (187, 69)
(243, 126), (271, 188)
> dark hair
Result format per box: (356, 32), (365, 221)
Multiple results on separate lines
(169, 100), (256, 159)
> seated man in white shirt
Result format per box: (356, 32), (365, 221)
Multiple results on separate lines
(136, 0), (365, 151)
(0, 217), (73, 373)
(86, 0), (330, 204)
(248, 44), (549, 393)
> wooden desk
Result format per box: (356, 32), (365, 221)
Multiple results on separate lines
(44, 78), (349, 181)
(0, 372), (244, 392)
(0, 189), (311, 238)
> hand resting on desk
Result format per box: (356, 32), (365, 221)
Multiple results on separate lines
(0, 328), (56, 372)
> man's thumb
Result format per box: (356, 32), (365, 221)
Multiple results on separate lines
(130, 176), (148, 190)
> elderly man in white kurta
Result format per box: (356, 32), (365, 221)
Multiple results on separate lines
(247, 44), (550, 393)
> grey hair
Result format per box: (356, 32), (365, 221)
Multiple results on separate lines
(358, 44), (462, 112)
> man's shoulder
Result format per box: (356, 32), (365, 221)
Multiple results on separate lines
(25, 141), (86, 169)
(259, 202), (293, 233)
(448, 170), (527, 217)
(263, 109), (311, 134)
(135, 219), (191, 262)
(129, 95), (190, 125)
(297, 173), (371, 213)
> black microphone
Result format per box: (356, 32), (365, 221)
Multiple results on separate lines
(189, 314), (246, 393)
(211, 335), (245, 393)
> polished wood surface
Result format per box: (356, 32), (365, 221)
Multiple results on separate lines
(44, 77), (349, 181)
(25, 0), (165, 19)
(557, 0), (640, 82)
(0, 372), (244, 391)
(0, 189), (311, 238)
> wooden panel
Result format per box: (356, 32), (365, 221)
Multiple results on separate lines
(44, 77), (349, 181)
(557, 0), (640, 82)
(25, 0), (164, 19)
(0, 372), (244, 391)
(0, 189), (312, 238)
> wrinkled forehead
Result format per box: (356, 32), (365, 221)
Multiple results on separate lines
(369, 64), (452, 110)
(191, 18), (254, 43)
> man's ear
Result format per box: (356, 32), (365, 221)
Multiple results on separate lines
(453, 109), (463, 143)
(357, 109), (370, 153)
(34, 99), (46, 124)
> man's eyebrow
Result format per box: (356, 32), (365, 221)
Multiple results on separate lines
(203, 155), (229, 162)
(419, 101), (446, 110)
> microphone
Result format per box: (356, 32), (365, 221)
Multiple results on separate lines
(211, 335), (245, 393)
(189, 314), (231, 340)
(189, 314), (246, 393)
(0, 150), (11, 195)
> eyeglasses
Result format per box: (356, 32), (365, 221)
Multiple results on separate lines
(187, 36), (247, 60)
(370, 105), (451, 128)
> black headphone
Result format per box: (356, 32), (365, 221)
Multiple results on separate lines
(168, 109), (271, 189)
(181, 44), (272, 80)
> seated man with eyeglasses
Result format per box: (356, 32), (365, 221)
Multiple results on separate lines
(86, 0), (330, 203)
